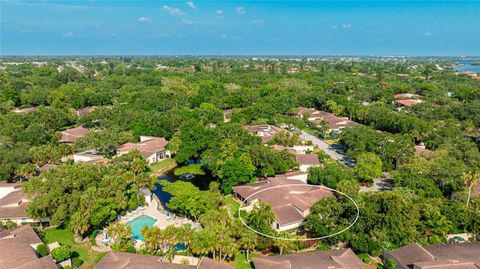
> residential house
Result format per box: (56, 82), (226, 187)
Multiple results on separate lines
(393, 93), (422, 99)
(117, 136), (171, 165)
(393, 99), (423, 108)
(253, 248), (365, 269)
(384, 242), (480, 269)
(295, 153), (321, 172)
(93, 252), (233, 269)
(0, 183), (50, 225)
(0, 225), (57, 269)
(59, 126), (90, 143)
(11, 107), (38, 115)
(76, 106), (97, 117)
(243, 125), (283, 144)
(297, 107), (358, 135)
(233, 178), (334, 231)
(73, 150), (107, 164)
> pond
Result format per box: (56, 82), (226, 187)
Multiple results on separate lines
(455, 60), (480, 73)
(151, 168), (215, 206)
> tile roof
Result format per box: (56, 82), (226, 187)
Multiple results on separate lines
(197, 257), (233, 269)
(117, 137), (168, 159)
(76, 106), (97, 117)
(295, 154), (320, 166)
(93, 252), (195, 269)
(300, 108), (358, 131)
(233, 178), (334, 225)
(272, 145), (297, 154)
(386, 242), (480, 269)
(394, 99), (421, 107)
(243, 125), (282, 143)
(253, 248), (365, 269)
(60, 126), (90, 143)
(0, 225), (55, 269)
(0, 189), (29, 219)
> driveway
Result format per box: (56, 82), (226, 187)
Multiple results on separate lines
(298, 131), (354, 166)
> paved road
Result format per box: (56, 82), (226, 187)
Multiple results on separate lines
(299, 131), (354, 167)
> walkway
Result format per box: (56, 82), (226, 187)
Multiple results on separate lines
(298, 131), (354, 167)
(120, 197), (197, 229)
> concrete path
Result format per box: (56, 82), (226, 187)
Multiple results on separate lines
(298, 131), (354, 167)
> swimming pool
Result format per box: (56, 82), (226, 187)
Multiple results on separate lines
(126, 215), (157, 241)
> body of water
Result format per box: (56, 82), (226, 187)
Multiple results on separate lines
(126, 215), (157, 240)
(455, 60), (480, 73)
(151, 168), (214, 206)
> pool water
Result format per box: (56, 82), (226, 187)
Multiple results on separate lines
(126, 215), (157, 240)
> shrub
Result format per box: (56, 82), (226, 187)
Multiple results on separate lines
(127, 245), (136, 253)
(51, 245), (71, 262)
(3, 221), (17, 229)
(357, 253), (371, 263)
(36, 244), (48, 257)
(71, 256), (83, 268)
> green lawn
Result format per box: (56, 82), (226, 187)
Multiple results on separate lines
(43, 228), (106, 269)
(148, 158), (176, 177)
(224, 195), (240, 217)
(234, 251), (259, 269)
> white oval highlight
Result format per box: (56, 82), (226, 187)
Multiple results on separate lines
(237, 184), (360, 241)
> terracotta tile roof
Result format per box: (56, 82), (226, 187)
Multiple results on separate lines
(386, 242), (480, 269)
(394, 99), (421, 107)
(93, 252), (195, 269)
(60, 126), (90, 143)
(253, 248), (365, 269)
(0, 225), (55, 269)
(233, 178), (334, 225)
(117, 137), (168, 159)
(295, 154), (320, 166)
(197, 257), (233, 269)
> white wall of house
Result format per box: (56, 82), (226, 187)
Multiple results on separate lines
(146, 150), (171, 165)
(73, 153), (101, 163)
(285, 173), (308, 183)
(292, 145), (314, 154)
(273, 220), (305, 232)
(1, 217), (50, 225)
(299, 164), (312, 172)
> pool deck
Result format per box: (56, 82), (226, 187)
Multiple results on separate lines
(120, 196), (198, 230)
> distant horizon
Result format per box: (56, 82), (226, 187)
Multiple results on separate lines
(1, 54), (479, 58)
(2, 0), (479, 56)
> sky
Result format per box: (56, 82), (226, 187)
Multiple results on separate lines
(1, 0), (479, 56)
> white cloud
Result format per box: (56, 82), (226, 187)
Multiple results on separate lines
(251, 19), (264, 26)
(185, 1), (196, 10)
(423, 32), (432, 37)
(331, 25), (338, 29)
(162, 5), (185, 16)
(236, 7), (245, 14)
(341, 23), (352, 29)
(216, 9), (223, 17)
(137, 16), (150, 23)
(182, 17), (194, 25)
(62, 32), (74, 37)
(221, 34), (228, 39)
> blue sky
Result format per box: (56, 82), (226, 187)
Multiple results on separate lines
(1, 1), (479, 56)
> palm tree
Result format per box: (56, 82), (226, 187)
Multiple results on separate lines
(239, 230), (257, 261)
(463, 170), (480, 208)
(273, 232), (295, 255)
(131, 158), (148, 182)
(69, 212), (90, 238)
